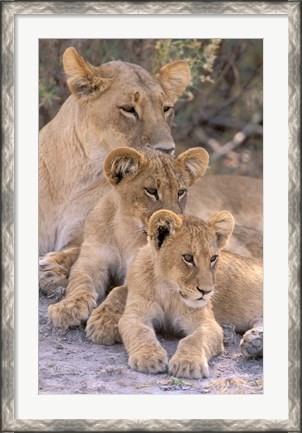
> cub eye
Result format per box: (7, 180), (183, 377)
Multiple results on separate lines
(144, 187), (159, 200)
(178, 188), (188, 199)
(182, 254), (194, 266)
(210, 255), (218, 266)
(163, 106), (173, 114)
(120, 106), (138, 119)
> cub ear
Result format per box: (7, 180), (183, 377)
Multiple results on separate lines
(148, 210), (182, 250)
(157, 61), (191, 102)
(63, 47), (113, 98)
(177, 147), (209, 186)
(104, 147), (145, 185)
(208, 211), (235, 250)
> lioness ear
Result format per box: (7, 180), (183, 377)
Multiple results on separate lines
(148, 210), (182, 250)
(208, 211), (235, 250)
(177, 147), (209, 186)
(63, 47), (113, 98)
(104, 147), (145, 185)
(158, 61), (191, 102)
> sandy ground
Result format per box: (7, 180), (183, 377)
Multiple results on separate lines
(39, 292), (263, 396)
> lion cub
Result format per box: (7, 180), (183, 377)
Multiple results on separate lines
(98, 219), (263, 358)
(118, 210), (235, 379)
(48, 146), (209, 330)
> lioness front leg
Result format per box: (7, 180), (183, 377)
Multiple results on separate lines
(119, 303), (168, 374)
(48, 243), (116, 329)
(86, 285), (128, 345)
(169, 316), (223, 379)
(240, 318), (263, 358)
(39, 247), (80, 296)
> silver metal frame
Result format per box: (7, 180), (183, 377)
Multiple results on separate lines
(1, 1), (300, 431)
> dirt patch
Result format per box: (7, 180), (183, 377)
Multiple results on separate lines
(39, 292), (263, 395)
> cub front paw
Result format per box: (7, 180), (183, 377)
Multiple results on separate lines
(39, 253), (69, 297)
(169, 353), (209, 379)
(48, 296), (96, 329)
(240, 327), (263, 358)
(129, 348), (168, 374)
(86, 304), (122, 345)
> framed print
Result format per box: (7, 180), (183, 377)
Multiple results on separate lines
(1, 1), (300, 431)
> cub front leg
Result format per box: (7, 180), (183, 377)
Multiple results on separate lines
(48, 243), (116, 329)
(86, 285), (128, 345)
(169, 312), (223, 379)
(119, 302), (168, 374)
(39, 247), (80, 296)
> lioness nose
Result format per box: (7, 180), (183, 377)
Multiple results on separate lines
(153, 142), (175, 155)
(196, 286), (212, 296)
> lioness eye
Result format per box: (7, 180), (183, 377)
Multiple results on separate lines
(144, 187), (159, 200)
(182, 254), (194, 265)
(120, 106), (138, 119)
(210, 255), (218, 265)
(164, 106), (173, 113)
(178, 188), (187, 199)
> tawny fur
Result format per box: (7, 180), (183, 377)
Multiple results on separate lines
(48, 146), (209, 330)
(212, 251), (263, 332)
(118, 210), (236, 379)
(40, 49), (263, 360)
(39, 47), (191, 256)
(39, 47), (262, 261)
(118, 211), (263, 378)
(93, 215), (263, 359)
(186, 175), (263, 232)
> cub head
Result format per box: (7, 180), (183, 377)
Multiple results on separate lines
(148, 210), (234, 308)
(63, 47), (191, 153)
(103, 146), (209, 232)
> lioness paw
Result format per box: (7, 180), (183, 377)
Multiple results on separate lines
(86, 304), (122, 345)
(240, 327), (263, 358)
(169, 353), (209, 379)
(39, 252), (70, 297)
(48, 295), (96, 329)
(129, 348), (168, 374)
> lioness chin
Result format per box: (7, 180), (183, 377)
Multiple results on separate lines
(48, 146), (209, 330)
(118, 210), (263, 380)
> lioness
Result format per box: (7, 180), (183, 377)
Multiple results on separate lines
(118, 210), (263, 379)
(48, 146), (209, 329)
(39, 47), (191, 256)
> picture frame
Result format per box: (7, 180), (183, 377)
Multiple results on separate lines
(1, 1), (300, 431)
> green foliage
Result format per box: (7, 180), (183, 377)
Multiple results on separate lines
(154, 39), (221, 88)
(39, 77), (60, 109)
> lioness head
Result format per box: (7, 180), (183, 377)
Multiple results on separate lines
(148, 210), (234, 308)
(103, 146), (209, 231)
(63, 47), (191, 154)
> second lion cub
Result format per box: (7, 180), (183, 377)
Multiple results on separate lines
(119, 210), (235, 379)
(48, 146), (208, 330)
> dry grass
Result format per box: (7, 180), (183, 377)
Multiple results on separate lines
(203, 376), (263, 394)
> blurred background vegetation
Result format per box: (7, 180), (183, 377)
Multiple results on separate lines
(39, 39), (262, 178)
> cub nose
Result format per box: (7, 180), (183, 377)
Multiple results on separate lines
(196, 286), (212, 296)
